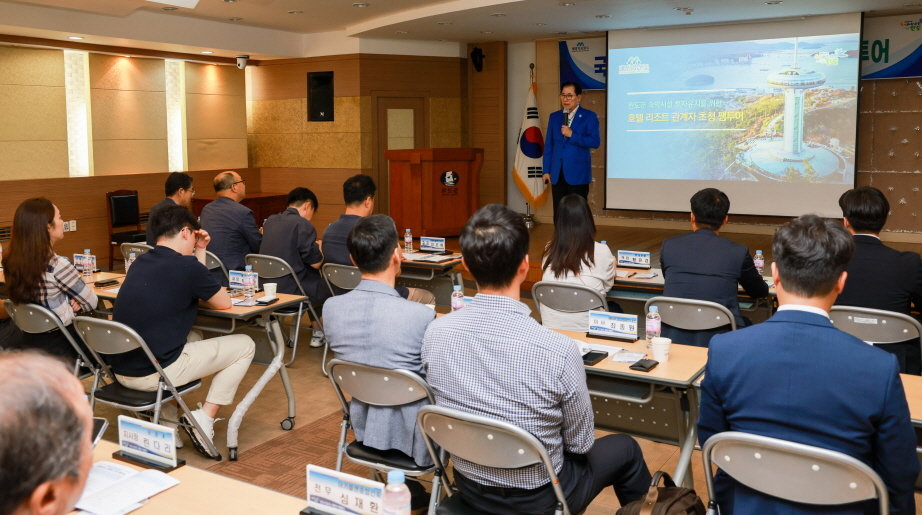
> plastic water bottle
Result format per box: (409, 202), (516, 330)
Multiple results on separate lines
(381, 470), (411, 515)
(404, 228), (413, 252)
(451, 284), (465, 311)
(753, 250), (765, 276)
(645, 305), (661, 340)
(125, 252), (136, 273)
(82, 249), (93, 279)
(243, 265), (256, 300)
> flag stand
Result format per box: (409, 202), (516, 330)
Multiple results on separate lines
(522, 202), (537, 230)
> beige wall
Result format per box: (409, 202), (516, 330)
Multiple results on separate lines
(0, 46), (68, 180)
(185, 62), (248, 170)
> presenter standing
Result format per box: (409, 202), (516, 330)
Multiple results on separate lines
(543, 81), (600, 221)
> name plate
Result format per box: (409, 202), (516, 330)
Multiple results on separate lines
(117, 415), (178, 469)
(617, 250), (651, 269)
(420, 236), (446, 252)
(307, 464), (384, 515)
(588, 311), (638, 341)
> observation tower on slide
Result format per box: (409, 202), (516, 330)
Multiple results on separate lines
(766, 41), (825, 161)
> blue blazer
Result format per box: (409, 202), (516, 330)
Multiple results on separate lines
(698, 309), (918, 514)
(543, 106), (600, 186)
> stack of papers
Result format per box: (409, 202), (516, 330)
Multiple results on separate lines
(77, 461), (179, 515)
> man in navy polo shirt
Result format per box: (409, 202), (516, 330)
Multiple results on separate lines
(111, 204), (255, 458)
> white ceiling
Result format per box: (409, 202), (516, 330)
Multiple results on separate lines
(0, 0), (919, 59)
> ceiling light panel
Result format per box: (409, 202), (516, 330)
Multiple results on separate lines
(146, 0), (200, 8)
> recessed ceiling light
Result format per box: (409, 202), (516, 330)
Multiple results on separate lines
(395, 30), (408, 35)
(287, 10), (303, 14)
(161, 6), (177, 10)
(227, 16), (243, 21)
(595, 14), (610, 19)
(68, 36), (84, 40)
(535, 22), (547, 26)
(675, 7), (694, 14)
(352, 2), (369, 6)
(557, 31), (569, 35)
(765, 0), (782, 4)
(224, 0), (236, 3)
(490, 12), (506, 17)
(560, 2), (575, 6)
(481, 30), (493, 34)
(201, 50), (213, 54)
(437, 21), (453, 25)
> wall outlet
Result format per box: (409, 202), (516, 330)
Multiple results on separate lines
(63, 220), (77, 232)
(62, 221), (70, 232)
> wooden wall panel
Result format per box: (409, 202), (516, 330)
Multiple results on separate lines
(359, 55), (465, 98)
(186, 62), (248, 171)
(467, 41), (507, 206)
(247, 55), (361, 101)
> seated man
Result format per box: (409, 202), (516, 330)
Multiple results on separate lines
(660, 188), (768, 347)
(836, 186), (922, 374)
(699, 214), (918, 514)
(323, 214), (435, 508)
(146, 171), (195, 244)
(200, 171), (261, 281)
(111, 205), (255, 457)
(422, 204), (650, 513)
(323, 174), (434, 304)
(0, 351), (93, 515)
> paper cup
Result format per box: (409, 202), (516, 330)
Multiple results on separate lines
(263, 282), (277, 298)
(651, 337), (671, 362)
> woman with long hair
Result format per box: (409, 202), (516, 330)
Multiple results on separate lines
(540, 194), (617, 331)
(2, 198), (97, 359)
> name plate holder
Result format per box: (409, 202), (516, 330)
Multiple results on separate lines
(420, 236), (450, 254)
(302, 465), (384, 515)
(587, 311), (638, 342)
(617, 250), (651, 269)
(113, 415), (184, 471)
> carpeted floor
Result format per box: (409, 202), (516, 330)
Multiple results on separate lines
(208, 410), (366, 498)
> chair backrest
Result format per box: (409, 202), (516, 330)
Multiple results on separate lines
(416, 405), (570, 515)
(322, 263), (362, 295)
(106, 189), (141, 228)
(120, 242), (153, 261)
(829, 306), (922, 344)
(532, 281), (606, 314)
(205, 249), (229, 280)
(328, 359), (434, 414)
(3, 300), (94, 369)
(644, 296), (737, 331)
(702, 431), (887, 513)
(245, 253), (305, 295)
(73, 316), (176, 384)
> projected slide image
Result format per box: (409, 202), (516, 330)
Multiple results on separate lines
(608, 34), (859, 184)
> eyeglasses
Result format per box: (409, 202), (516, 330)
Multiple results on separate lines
(232, 180), (246, 186)
(560, 94), (577, 99)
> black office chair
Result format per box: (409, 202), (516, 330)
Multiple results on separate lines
(106, 190), (147, 271)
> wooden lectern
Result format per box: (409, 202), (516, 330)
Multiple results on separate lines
(385, 148), (483, 237)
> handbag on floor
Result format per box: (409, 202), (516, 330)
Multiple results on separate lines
(616, 471), (706, 515)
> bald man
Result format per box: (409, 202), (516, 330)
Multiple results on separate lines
(0, 351), (94, 515)
(199, 171), (262, 277)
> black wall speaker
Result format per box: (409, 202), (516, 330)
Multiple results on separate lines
(308, 71), (334, 122)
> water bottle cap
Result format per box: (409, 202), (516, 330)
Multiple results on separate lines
(649, 306), (659, 312)
(405, 228), (411, 233)
(387, 470), (405, 484)
(129, 253), (136, 258)
(84, 249), (90, 253)
(756, 250), (763, 254)
(245, 265), (252, 271)
(453, 285), (462, 291)
(600, 240), (607, 245)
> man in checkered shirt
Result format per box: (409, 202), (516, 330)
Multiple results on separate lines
(422, 204), (651, 513)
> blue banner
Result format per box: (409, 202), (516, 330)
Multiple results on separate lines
(559, 38), (606, 90)
(861, 14), (922, 79)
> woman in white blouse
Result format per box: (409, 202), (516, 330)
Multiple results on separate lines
(540, 194), (617, 331)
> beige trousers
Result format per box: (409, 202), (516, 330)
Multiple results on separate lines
(117, 333), (255, 406)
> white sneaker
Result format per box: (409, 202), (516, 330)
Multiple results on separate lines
(180, 408), (218, 458)
(309, 329), (325, 348)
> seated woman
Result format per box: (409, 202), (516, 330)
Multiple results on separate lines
(2, 198), (97, 361)
(540, 194), (618, 331)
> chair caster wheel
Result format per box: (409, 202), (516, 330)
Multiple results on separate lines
(281, 417), (295, 430)
(229, 448), (238, 461)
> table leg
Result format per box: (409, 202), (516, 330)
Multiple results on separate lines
(671, 387), (699, 489)
(225, 314), (296, 460)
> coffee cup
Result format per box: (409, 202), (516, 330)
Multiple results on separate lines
(263, 282), (277, 298)
(650, 336), (671, 362)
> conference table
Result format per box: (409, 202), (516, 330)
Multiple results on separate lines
(557, 328), (708, 489)
(89, 440), (304, 512)
(92, 274), (305, 460)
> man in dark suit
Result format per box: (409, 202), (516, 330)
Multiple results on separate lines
(836, 186), (922, 374)
(200, 171), (262, 278)
(699, 214), (917, 514)
(542, 81), (600, 220)
(660, 188), (768, 347)
(146, 172), (194, 244)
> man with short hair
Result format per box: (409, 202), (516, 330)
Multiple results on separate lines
(323, 214), (435, 509)
(200, 170), (261, 275)
(699, 214), (918, 514)
(146, 171), (195, 244)
(660, 188), (769, 347)
(112, 204), (255, 457)
(836, 186), (922, 374)
(0, 351), (94, 515)
(422, 204), (650, 514)
(323, 174), (434, 304)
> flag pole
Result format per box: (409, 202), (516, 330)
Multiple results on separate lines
(522, 62), (538, 230)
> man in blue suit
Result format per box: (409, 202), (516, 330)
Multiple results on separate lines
(542, 81), (599, 220)
(699, 214), (918, 514)
(660, 188), (768, 347)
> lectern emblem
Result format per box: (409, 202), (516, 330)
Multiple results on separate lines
(440, 171), (458, 186)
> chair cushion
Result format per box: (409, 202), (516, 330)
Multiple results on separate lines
(95, 379), (201, 408)
(436, 494), (485, 515)
(111, 231), (147, 244)
(345, 441), (430, 472)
